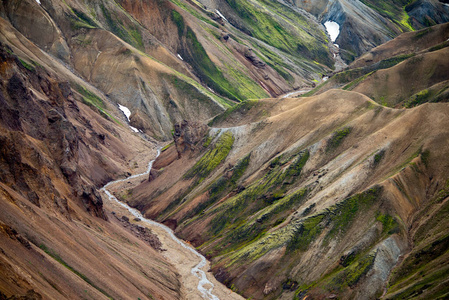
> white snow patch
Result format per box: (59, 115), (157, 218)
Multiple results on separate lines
(177, 54), (184, 61)
(216, 10), (228, 23)
(324, 21), (340, 43)
(118, 104), (141, 133)
(118, 104), (131, 122)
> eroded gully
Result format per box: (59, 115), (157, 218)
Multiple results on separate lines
(101, 149), (240, 300)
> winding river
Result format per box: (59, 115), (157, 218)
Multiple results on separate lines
(101, 149), (220, 300)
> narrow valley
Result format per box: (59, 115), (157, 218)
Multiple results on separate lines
(1, 0), (449, 299)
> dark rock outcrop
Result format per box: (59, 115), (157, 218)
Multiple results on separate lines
(173, 120), (208, 158)
(80, 186), (107, 220)
(116, 215), (164, 250)
(148, 169), (160, 182)
(0, 45), (109, 220)
(244, 48), (266, 69)
(407, 0), (449, 27)
(0, 222), (31, 250)
(152, 145), (179, 170)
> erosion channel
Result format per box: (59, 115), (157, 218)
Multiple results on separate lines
(101, 149), (243, 300)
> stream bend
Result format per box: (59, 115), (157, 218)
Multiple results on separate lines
(101, 148), (219, 300)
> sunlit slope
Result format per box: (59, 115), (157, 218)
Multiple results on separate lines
(130, 89), (449, 299)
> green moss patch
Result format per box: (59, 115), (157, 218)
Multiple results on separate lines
(326, 127), (352, 151)
(181, 27), (247, 101)
(76, 85), (105, 109)
(197, 149), (308, 238)
(75, 84), (121, 124)
(72, 8), (98, 28)
(374, 149), (386, 166)
(404, 89), (431, 107)
(225, 186), (381, 268)
(161, 142), (174, 152)
(169, 0), (219, 28)
(360, 0), (414, 32)
(100, 4), (144, 51)
(18, 58), (37, 72)
(376, 213), (399, 235)
(329, 251), (377, 290)
(165, 74), (221, 106)
(184, 131), (234, 183)
(219, 188), (308, 254)
(394, 233), (449, 285)
(323, 187), (381, 241)
(387, 265), (449, 299)
(403, 84), (449, 108)
(203, 150), (309, 254)
(171, 10), (185, 36)
(180, 153), (251, 223)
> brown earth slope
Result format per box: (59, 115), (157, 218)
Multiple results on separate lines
(350, 46), (449, 107)
(129, 89), (449, 299)
(0, 31), (186, 299)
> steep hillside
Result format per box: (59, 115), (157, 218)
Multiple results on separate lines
(3, 0), (447, 141)
(128, 89), (449, 299)
(350, 46), (449, 107)
(0, 18), (243, 298)
(0, 0), (231, 140)
(0, 41), (185, 299)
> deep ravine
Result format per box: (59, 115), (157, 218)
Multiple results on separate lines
(101, 148), (242, 300)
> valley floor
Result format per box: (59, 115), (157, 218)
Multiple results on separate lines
(103, 154), (243, 300)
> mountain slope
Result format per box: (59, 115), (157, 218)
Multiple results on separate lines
(125, 23), (449, 299)
(303, 22), (449, 108)
(126, 87), (449, 299)
(0, 41), (185, 299)
(4, 0), (447, 140)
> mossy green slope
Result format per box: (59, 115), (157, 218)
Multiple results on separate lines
(130, 88), (449, 299)
(171, 10), (269, 101)
(385, 186), (449, 300)
(360, 0), (415, 32)
(224, 0), (332, 67)
(185, 131), (235, 183)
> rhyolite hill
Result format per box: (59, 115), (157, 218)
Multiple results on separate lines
(0, 0), (449, 299)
